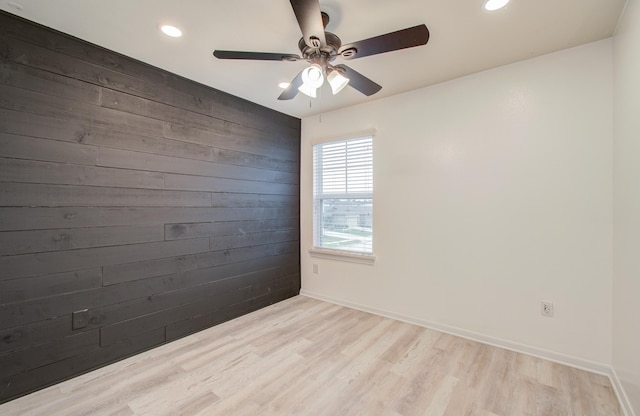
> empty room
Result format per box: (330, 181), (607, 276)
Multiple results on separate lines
(0, 0), (638, 415)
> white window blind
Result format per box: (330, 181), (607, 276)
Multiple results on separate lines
(313, 136), (373, 254)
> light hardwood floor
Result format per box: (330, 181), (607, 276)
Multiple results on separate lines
(0, 296), (622, 416)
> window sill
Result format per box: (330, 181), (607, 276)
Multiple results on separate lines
(309, 248), (376, 265)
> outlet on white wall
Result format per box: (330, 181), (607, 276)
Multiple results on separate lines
(541, 301), (554, 317)
(313, 264), (318, 274)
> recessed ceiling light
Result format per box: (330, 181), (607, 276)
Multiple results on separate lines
(278, 82), (290, 89)
(160, 24), (182, 38)
(483, 0), (510, 11)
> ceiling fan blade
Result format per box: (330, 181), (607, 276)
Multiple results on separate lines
(338, 24), (430, 60)
(335, 64), (382, 96)
(213, 50), (301, 61)
(289, 0), (326, 48)
(278, 71), (305, 100)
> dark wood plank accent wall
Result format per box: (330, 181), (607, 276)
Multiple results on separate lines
(0, 11), (301, 403)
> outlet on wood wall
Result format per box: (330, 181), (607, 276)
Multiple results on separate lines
(0, 11), (301, 403)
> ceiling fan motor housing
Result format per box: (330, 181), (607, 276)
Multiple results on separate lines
(298, 31), (341, 61)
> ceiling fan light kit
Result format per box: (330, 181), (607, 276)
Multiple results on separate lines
(212, 0), (430, 101)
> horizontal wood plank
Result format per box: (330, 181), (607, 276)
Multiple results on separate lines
(165, 218), (298, 240)
(0, 315), (73, 354)
(210, 193), (300, 208)
(0, 268), (103, 304)
(210, 147), (298, 174)
(163, 122), (298, 161)
(0, 133), (97, 165)
(164, 173), (297, 195)
(0, 183), (212, 208)
(0, 225), (165, 256)
(0, 60), (101, 105)
(0, 158), (165, 189)
(1, 275), (189, 331)
(103, 243), (298, 286)
(0, 84), (166, 139)
(0, 330), (99, 379)
(0, 238), (210, 280)
(209, 229), (299, 251)
(0, 206), (298, 231)
(0, 108), (88, 143)
(97, 147), (298, 184)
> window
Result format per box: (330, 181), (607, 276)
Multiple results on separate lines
(313, 136), (373, 256)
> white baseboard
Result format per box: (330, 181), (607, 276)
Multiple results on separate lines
(610, 367), (637, 416)
(300, 289), (634, 415)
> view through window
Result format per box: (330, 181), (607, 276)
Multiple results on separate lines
(313, 136), (373, 254)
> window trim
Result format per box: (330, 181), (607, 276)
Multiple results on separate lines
(310, 129), (376, 264)
(308, 129), (377, 146)
(309, 247), (376, 265)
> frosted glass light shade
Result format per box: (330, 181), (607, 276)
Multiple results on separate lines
(298, 83), (317, 98)
(301, 64), (324, 89)
(328, 70), (349, 95)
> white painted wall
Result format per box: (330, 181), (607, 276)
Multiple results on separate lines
(613, 0), (640, 413)
(301, 40), (613, 367)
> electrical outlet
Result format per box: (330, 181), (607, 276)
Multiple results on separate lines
(313, 264), (319, 274)
(541, 301), (554, 317)
(72, 309), (90, 329)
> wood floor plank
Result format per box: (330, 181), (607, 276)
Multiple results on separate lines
(0, 296), (623, 416)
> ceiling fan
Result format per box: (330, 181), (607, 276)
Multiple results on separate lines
(213, 0), (430, 100)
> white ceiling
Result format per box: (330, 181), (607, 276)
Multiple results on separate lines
(0, 0), (627, 119)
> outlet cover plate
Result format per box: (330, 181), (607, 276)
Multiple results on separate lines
(72, 309), (90, 329)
